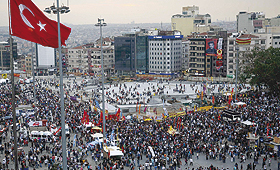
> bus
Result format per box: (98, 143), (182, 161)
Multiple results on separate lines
(30, 131), (53, 142)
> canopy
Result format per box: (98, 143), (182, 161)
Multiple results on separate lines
(241, 120), (256, 126)
(92, 126), (102, 130)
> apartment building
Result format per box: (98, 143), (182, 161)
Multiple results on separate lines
(67, 44), (114, 76)
(188, 38), (206, 76)
(227, 33), (268, 76)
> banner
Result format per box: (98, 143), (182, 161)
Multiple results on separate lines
(218, 38), (223, 50)
(217, 49), (223, 59)
(216, 61), (223, 66)
(206, 39), (217, 56)
(236, 38), (251, 45)
(28, 121), (42, 126)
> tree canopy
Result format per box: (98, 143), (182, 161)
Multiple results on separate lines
(242, 47), (280, 94)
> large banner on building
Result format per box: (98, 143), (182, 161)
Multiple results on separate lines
(37, 44), (55, 68)
(206, 39), (217, 56)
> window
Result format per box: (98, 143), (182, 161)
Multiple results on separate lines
(261, 40), (265, 44)
(229, 41), (234, 45)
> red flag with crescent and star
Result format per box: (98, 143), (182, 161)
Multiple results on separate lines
(9, 0), (71, 48)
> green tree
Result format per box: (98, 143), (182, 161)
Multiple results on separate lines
(241, 47), (280, 93)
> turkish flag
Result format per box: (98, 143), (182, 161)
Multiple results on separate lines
(9, 0), (71, 48)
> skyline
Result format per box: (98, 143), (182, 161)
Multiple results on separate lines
(0, 0), (280, 27)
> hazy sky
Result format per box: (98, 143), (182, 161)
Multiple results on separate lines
(1, 0), (280, 26)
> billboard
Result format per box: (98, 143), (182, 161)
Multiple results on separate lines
(206, 39), (217, 56)
(37, 44), (55, 68)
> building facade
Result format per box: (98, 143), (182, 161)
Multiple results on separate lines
(188, 38), (206, 76)
(272, 34), (280, 48)
(67, 44), (114, 76)
(0, 41), (17, 70)
(237, 12), (265, 33)
(227, 34), (268, 76)
(181, 40), (190, 71)
(148, 35), (183, 73)
(114, 31), (149, 75)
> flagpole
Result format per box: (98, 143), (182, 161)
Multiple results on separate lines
(8, 1), (18, 168)
(56, 0), (67, 169)
(235, 46), (239, 102)
(31, 42), (36, 103)
(10, 36), (18, 170)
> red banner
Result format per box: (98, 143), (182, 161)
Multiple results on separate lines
(216, 61), (223, 66)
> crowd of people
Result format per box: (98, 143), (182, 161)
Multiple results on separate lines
(0, 77), (279, 170)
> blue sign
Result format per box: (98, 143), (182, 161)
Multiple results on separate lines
(148, 35), (183, 40)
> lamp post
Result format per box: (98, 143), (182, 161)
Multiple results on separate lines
(95, 18), (107, 146)
(44, 1), (70, 170)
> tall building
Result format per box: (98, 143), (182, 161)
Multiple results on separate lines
(236, 11), (266, 33)
(148, 35), (183, 73)
(0, 41), (17, 70)
(171, 6), (211, 37)
(114, 29), (149, 75)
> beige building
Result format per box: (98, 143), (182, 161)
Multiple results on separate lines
(67, 43), (114, 76)
(17, 55), (34, 76)
(171, 6), (211, 37)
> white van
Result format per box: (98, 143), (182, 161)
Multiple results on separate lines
(30, 131), (53, 142)
(65, 124), (70, 137)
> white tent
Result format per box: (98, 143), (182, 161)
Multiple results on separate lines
(104, 146), (124, 157)
(241, 120), (256, 126)
(233, 102), (247, 106)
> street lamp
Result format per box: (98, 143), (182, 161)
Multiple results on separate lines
(95, 18), (107, 146)
(44, 3), (70, 14)
(44, 1), (70, 170)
